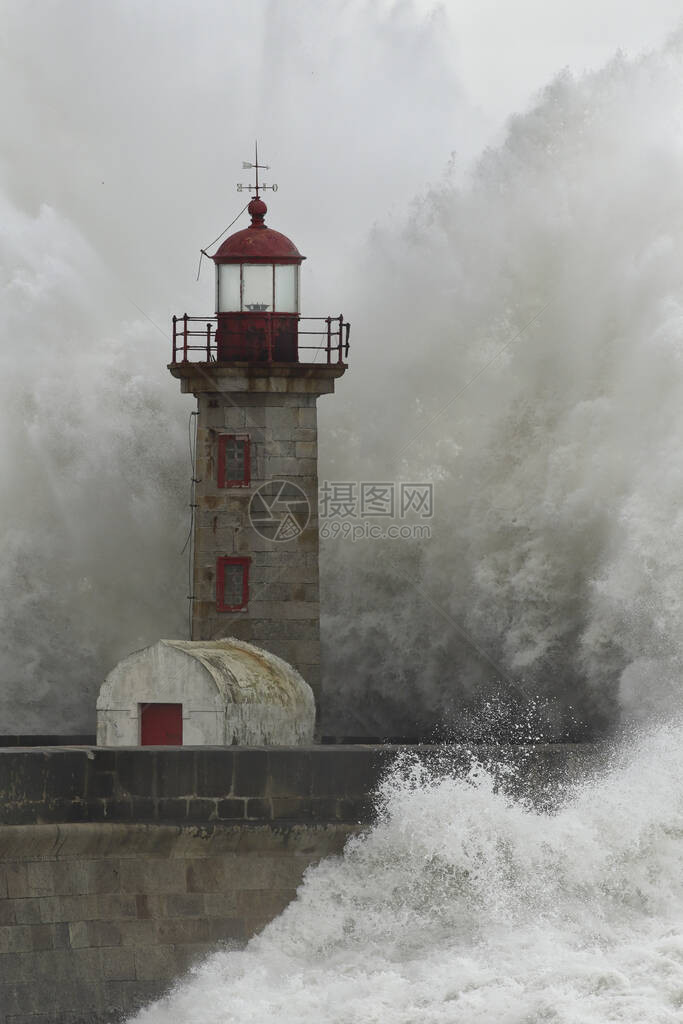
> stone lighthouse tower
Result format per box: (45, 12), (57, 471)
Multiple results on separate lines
(168, 163), (349, 710)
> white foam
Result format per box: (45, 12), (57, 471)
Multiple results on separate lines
(131, 723), (683, 1022)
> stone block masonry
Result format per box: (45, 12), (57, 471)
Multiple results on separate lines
(0, 821), (354, 1023)
(0, 746), (394, 827)
(0, 743), (603, 1022)
(0, 744), (604, 828)
(192, 389), (324, 700)
(173, 364), (347, 711)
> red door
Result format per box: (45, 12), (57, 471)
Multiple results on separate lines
(140, 703), (183, 746)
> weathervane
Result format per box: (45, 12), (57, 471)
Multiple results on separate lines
(237, 142), (278, 197)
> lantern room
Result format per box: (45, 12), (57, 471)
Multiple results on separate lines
(169, 163), (349, 366)
(212, 197), (305, 361)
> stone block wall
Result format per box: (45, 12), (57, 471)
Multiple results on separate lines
(0, 744), (603, 829)
(0, 743), (603, 1023)
(0, 822), (354, 1023)
(0, 746), (391, 827)
(192, 388), (328, 701)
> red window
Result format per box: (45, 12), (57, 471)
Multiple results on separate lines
(140, 703), (183, 746)
(216, 556), (250, 611)
(218, 435), (250, 487)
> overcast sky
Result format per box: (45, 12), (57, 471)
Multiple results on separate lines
(432, 1), (683, 120)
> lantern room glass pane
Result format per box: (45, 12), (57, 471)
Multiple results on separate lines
(242, 264), (273, 312)
(217, 265), (240, 312)
(274, 265), (298, 312)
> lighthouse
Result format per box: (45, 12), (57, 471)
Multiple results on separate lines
(168, 159), (349, 712)
(96, 156), (348, 747)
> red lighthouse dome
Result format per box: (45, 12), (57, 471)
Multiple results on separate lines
(213, 199), (304, 264)
(212, 198), (304, 361)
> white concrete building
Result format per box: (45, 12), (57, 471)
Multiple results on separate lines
(96, 638), (315, 747)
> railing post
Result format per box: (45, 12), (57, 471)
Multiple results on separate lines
(206, 323), (211, 362)
(338, 315), (343, 364)
(326, 317), (331, 365)
(172, 315), (177, 363)
(183, 314), (188, 362)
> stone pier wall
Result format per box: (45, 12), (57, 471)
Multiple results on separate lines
(0, 821), (354, 1024)
(0, 743), (602, 1023)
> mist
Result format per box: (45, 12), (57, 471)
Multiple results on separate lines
(322, 39), (683, 737)
(1, 1), (682, 736)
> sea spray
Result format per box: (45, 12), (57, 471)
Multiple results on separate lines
(0, 0), (464, 736)
(130, 720), (683, 1023)
(321, 38), (683, 737)
(1, 27), (683, 739)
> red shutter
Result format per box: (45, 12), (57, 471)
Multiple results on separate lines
(216, 556), (250, 611)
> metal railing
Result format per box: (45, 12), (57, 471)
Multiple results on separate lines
(171, 314), (350, 365)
